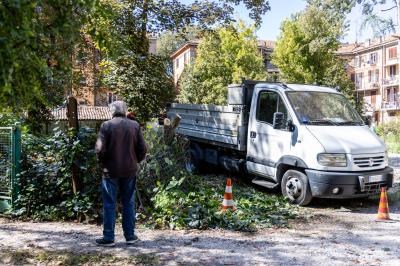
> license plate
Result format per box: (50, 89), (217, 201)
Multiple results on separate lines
(368, 175), (383, 183)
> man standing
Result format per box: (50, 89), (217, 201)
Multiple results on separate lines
(95, 101), (147, 246)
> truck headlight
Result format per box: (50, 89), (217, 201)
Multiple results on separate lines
(317, 153), (347, 167)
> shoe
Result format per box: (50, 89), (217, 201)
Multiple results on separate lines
(126, 235), (139, 245)
(96, 238), (115, 247)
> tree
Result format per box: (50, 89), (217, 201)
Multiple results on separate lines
(272, 2), (358, 108)
(307, 0), (399, 36)
(178, 22), (266, 105)
(0, 0), (97, 114)
(94, 1), (271, 121)
(105, 54), (175, 123)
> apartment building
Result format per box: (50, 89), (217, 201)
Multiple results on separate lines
(338, 35), (400, 123)
(170, 40), (201, 87)
(170, 39), (278, 87)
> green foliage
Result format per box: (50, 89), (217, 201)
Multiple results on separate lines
(145, 174), (297, 231)
(178, 21), (266, 105)
(272, 3), (359, 110)
(0, 0), (96, 113)
(375, 116), (400, 153)
(105, 54), (175, 123)
(12, 123), (297, 231)
(13, 127), (101, 221)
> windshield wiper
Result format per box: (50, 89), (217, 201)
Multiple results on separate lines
(337, 121), (362, 126)
(307, 118), (339, 126)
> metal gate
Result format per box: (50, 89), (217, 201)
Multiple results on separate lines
(0, 125), (21, 212)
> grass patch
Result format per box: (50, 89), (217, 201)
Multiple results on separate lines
(139, 174), (299, 232)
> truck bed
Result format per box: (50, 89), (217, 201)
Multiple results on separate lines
(167, 103), (247, 151)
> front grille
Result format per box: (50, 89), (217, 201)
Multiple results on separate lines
(353, 156), (385, 168)
(357, 181), (387, 195)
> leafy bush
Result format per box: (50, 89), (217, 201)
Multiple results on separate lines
(11, 122), (297, 231)
(13, 126), (101, 221)
(375, 117), (400, 153)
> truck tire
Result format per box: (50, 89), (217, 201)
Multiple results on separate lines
(281, 170), (313, 206)
(185, 148), (202, 174)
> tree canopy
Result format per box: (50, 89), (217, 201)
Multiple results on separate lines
(178, 22), (266, 105)
(272, 2), (357, 107)
(1, 0), (271, 125)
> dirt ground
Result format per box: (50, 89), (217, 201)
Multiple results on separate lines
(1, 193), (399, 265)
(1, 159), (399, 265)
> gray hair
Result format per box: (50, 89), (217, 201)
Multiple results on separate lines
(109, 101), (127, 116)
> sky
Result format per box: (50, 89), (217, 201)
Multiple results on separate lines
(180, 0), (399, 43)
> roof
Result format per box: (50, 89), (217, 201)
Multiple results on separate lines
(337, 35), (400, 55)
(51, 106), (112, 121)
(256, 83), (338, 93)
(257, 40), (276, 49)
(170, 40), (200, 59)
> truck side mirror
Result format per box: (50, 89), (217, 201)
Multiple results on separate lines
(287, 119), (295, 132)
(273, 112), (284, 129)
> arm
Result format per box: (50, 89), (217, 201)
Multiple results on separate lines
(95, 123), (107, 165)
(135, 126), (147, 163)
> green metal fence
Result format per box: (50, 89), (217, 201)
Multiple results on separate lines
(0, 125), (21, 213)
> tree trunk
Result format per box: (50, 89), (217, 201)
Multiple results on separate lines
(67, 96), (83, 195)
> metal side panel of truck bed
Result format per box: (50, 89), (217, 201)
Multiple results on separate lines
(167, 103), (247, 151)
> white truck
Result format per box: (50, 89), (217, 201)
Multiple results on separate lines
(167, 81), (394, 205)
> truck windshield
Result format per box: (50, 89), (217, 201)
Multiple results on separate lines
(286, 91), (364, 126)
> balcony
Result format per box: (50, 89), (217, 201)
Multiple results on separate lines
(363, 101), (376, 112)
(355, 82), (380, 91)
(382, 101), (400, 110)
(383, 75), (399, 86)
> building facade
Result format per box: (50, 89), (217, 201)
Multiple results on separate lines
(170, 39), (279, 87)
(338, 35), (400, 123)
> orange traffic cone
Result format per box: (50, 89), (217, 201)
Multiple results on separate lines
(377, 187), (391, 221)
(221, 178), (236, 211)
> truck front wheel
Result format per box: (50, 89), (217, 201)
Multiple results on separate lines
(281, 170), (313, 206)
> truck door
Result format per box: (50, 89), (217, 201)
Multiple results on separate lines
(247, 90), (292, 180)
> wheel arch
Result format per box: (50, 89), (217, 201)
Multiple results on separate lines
(275, 156), (308, 184)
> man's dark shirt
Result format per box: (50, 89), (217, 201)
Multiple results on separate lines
(95, 115), (147, 178)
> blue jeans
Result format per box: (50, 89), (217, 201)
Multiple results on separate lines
(102, 177), (136, 241)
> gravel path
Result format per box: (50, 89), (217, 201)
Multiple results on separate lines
(0, 159), (399, 265)
(1, 197), (399, 265)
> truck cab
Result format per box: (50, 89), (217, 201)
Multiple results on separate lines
(167, 81), (394, 205)
(246, 83), (393, 205)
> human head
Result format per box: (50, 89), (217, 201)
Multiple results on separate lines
(127, 111), (136, 121)
(110, 101), (127, 117)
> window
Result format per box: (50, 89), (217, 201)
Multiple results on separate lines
(354, 56), (361, 67)
(389, 47), (397, 59)
(184, 52), (187, 64)
(175, 58), (179, 69)
(389, 65), (397, 77)
(369, 69), (379, 83)
(369, 52), (377, 64)
(355, 73), (363, 87)
(256, 91), (290, 130)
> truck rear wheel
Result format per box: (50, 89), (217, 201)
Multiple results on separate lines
(185, 148), (202, 174)
(281, 170), (313, 206)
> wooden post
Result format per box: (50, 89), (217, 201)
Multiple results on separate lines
(67, 96), (79, 131)
(66, 96), (83, 195)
